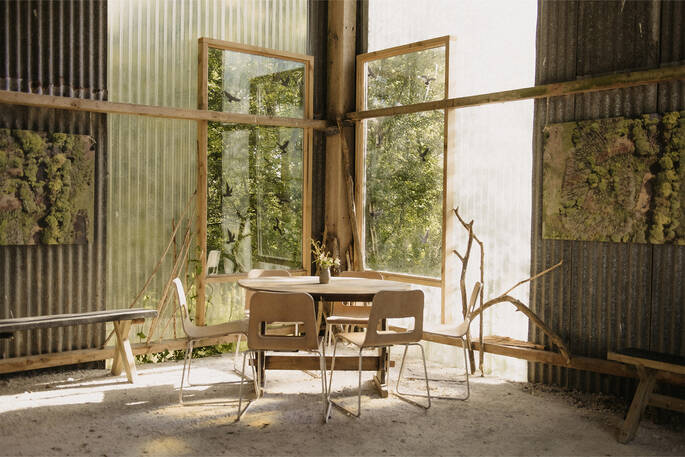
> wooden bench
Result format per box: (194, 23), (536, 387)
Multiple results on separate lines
(608, 348), (685, 443)
(0, 309), (157, 383)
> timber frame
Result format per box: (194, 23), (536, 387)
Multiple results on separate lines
(195, 38), (315, 324)
(354, 36), (451, 321)
(0, 5), (683, 374)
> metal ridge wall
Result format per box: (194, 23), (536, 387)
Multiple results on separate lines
(0, 0), (108, 360)
(531, 0), (684, 400)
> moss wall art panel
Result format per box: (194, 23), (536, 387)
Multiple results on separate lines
(0, 129), (95, 245)
(542, 111), (684, 245)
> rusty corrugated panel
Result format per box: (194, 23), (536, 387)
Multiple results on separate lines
(531, 0), (685, 399)
(0, 0), (107, 359)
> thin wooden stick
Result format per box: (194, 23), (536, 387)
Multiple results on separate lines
(337, 120), (363, 270)
(157, 234), (193, 341)
(126, 192), (195, 309)
(145, 226), (191, 344)
(500, 260), (563, 298)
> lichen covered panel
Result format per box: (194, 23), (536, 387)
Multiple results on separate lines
(0, 129), (95, 245)
(542, 111), (684, 245)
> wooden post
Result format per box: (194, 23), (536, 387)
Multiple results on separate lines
(325, 0), (357, 269)
(196, 38), (209, 326)
(619, 365), (657, 443)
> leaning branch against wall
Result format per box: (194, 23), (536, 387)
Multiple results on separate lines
(452, 208), (567, 373)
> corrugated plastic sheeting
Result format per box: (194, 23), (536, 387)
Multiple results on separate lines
(0, 0), (107, 358)
(366, 0), (537, 379)
(530, 0), (685, 396)
(106, 0), (308, 343)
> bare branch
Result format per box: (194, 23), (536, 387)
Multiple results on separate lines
(500, 260), (563, 298)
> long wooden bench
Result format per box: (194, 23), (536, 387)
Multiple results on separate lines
(0, 309), (157, 383)
(608, 348), (685, 443)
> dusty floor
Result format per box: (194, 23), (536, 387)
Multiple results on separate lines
(0, 352), (683, 457)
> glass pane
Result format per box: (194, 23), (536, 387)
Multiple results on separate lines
(366, 47), (445, 110)
(208, 48), (305, 118)
(207, 122), (303, 274)
(364, 111), (443, 277)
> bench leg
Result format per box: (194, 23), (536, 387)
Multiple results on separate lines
(618, 366), (656, 443)
(112, 320), (137, 383)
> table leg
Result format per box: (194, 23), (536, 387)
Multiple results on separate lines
(112, 320), (137, 383)
(373, 318), (389, 398)
(618, 365), (656, 443)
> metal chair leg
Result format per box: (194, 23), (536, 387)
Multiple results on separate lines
(393, 343), (431, 409)
(179, 340), (194, 405)
(236, 350), (256, 421)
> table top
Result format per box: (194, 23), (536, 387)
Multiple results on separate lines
(238, 276), (412, 301)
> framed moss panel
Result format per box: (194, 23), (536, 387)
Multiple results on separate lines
(0, 128), (95, 245)
(542, 111), (684, 245)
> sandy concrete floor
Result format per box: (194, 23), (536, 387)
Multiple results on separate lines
(0, 352), (683, 456)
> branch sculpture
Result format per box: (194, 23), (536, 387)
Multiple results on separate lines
(453, 208), (569, 373)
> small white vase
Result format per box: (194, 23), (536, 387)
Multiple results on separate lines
(319, 267), (330, 284)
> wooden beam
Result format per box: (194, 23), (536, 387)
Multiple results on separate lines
(0, 89), (328, 130)
(263, 355), (389, 371)
(0, 335), (240, 374)
(389, 326), (685, 386)
(325, 0), (357, 268)
(346, 64), (685, 121)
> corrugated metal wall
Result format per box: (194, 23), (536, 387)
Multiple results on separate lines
(530, 0), (685, 397)
(106, 0), (309, 339)
(0, 0), (108, 358)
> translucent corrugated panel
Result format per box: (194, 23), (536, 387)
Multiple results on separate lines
(367, 0), (537, 379)
(107, 0), (308, 343)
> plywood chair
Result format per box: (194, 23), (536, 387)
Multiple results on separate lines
(236, 291), (328, 422)
(235, 269), (292, 369)
(327, 289), (430, 418)
(173, 278), (250, 405)
(403, 282), (482, 400)
(324, 270), (384, 346)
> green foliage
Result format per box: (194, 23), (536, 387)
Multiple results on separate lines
(206, 48), (304, 273)
(0, 129), (94, 245)
(363, 47), (445, 277)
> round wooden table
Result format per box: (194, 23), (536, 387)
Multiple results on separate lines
(237, 275), (413, 397)
(238, 275), (412, 302)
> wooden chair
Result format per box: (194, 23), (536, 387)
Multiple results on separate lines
(173, 278), (250, 405)
(237, 291), (328, 422)
(327, 289), (430, 418)
(402, 282), (481, 401)
(235, 269), (291, 369)
(324, 270), (384, 346)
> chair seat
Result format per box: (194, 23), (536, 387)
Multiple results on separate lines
(423, 321), (469, 338)
(185, 318), (249, 340)
(326, 315), (369, 325)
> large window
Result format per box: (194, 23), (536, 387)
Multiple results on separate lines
(356, 38), (448, 279)
(198, 39), (313, 284)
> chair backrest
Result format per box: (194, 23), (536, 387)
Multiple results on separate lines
(247, 292), (319, 351)
(245, 269), (291, 311)
(173, 278), (195, 336)
(247, 269), (291, 278)
(339, 270), (383, 280)
(363, 289), (424, 347)
(463, 282), (482, 325)
(207, 250), (221, 275)
(332, 270), (384, 314)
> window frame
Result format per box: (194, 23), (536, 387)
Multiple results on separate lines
(197, 38), (314, 290)
(355, 36), (452, 317)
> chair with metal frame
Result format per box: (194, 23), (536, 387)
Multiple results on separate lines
(400, 282), (482, 401)
(236, 291), (329, 422)
(327, 289), (430, 418)
(234, 269), (292, 369)
(324, 270), (384, 346)
(173, 278), (250, 405)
